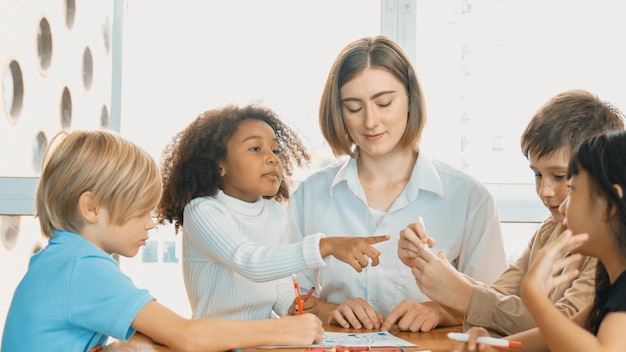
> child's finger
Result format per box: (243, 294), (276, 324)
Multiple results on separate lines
(555, 253), (583, 270)
(365, 235), (391, 244)
(347, 256), (364, 272)
(399, 227), (425, 249)
(369, 253), (382, 267)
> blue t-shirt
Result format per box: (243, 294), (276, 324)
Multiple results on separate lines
(1, 230), (154, 352)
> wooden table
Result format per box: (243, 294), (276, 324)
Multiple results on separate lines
(104, 325), (462, 352)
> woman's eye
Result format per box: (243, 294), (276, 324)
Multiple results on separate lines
(554, 174), (567, 180)
(272, 149), (280, 155)
(249, 146), (260, 151)
(377, 101), (392, 108)
(346, 106), (362, 113)
(343, 103), (363, 113)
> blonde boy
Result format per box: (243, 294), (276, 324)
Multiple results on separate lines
(2, 130), (322, 351)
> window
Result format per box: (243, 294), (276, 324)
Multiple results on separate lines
(412, 0), (626, 222)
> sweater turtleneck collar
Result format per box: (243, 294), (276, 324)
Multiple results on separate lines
(214, 189), (265, 218)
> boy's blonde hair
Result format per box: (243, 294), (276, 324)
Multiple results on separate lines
(36, 129), (162, 238)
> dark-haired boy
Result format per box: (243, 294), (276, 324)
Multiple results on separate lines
(397, 89), (625, 335)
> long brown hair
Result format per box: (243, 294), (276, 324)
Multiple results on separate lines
(319, 35), (427, 158)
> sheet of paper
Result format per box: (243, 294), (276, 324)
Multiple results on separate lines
(315, 331), (416, 347)
(257, 331), (417, 348)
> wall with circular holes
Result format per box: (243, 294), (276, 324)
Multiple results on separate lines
(1, 0), (114, 177)
(0, 0), (116, 336)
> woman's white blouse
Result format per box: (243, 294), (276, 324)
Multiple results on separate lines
(287, 153), (508, 316)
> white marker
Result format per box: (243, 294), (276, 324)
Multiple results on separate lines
(447, 332), (523, 349)
(417, 216), (432, 252)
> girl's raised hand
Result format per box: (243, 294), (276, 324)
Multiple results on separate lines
(320, 235), (390, 272)
(521, 230), (587, 302)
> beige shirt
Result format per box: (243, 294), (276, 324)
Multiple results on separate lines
(463, 216), (596, 336)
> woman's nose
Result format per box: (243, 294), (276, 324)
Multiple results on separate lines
(364, 105), (379, 129)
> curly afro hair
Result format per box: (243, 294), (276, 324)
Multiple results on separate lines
(156, 104), (310, 233)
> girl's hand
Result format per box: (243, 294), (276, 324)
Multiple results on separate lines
(521, 230), (587, 302)
(449, 327), (497, 352)
(321, 235), (390, 272)
(288, 295), (320, 316)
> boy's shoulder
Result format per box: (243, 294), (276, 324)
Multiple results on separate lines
(32, 231), (111, 264)
(533, 216), (566, 245)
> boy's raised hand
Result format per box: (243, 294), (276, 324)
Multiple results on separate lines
(398, 220), (473, 314)
(320, 235), (390, 272)
(397, 218), (436, 267)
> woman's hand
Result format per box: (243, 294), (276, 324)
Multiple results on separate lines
(381, 299), (440, 332)
(328, 297), (384, 330)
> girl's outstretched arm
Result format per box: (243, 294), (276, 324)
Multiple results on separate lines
(184, 198), (326, 281)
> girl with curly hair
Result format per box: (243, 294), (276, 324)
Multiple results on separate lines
(156, 104), (388, 321)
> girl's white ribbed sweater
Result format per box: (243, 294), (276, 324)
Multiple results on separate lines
(182, 190), (326, 320)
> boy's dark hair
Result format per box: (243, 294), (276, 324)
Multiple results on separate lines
(521, 89), (625, 160)
(156, 104), (310, 232)
(568, 131), (626, 333)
